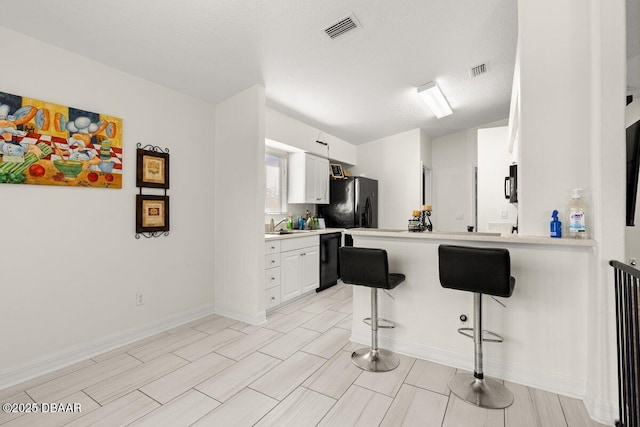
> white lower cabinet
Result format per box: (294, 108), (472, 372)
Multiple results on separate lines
(264, 241), (282, 311)
(265, 286), (281, 310)
(300, 246), (320, 294)
(281, 248), (304, 302)
(265, 235), (319, 309)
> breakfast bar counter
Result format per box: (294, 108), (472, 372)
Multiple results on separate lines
(347, 228), (596, 402)
(347, 228), (596, 246)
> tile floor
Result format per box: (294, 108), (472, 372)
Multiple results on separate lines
(0, 282), (608, 426)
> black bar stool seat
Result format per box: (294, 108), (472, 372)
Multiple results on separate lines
(340, 247), (405, 372)
(438, 244), (516, 410)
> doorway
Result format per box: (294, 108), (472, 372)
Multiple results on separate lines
(422, 164), (432, 206)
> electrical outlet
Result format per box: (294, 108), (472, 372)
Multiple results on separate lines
(501, 210), (508, 219)
(456, 212), (464, 220)
(136, 293), (145, 306)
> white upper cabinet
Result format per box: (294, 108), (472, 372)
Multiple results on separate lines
(288, 153), (329, 204)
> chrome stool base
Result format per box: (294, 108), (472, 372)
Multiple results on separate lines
(448, 373), (514, 409)
(352, 348), (400, 372)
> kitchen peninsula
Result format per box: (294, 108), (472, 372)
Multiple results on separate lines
(348, 228), (595, 401)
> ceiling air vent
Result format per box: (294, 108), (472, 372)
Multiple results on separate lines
(324, 14), (361, 40)
(469, 63), (488, 78)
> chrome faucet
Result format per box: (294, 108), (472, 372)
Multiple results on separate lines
(269, 217), (288, 232)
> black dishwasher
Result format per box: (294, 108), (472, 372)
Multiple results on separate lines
(318, 232), (341, 292)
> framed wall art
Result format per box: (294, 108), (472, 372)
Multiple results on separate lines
(0, 90), (123, 188)
(136, 146), (169, 189)
(330, 163), (344, 179)
(136, 195), (170, 235)
(135, 143), (170, 239)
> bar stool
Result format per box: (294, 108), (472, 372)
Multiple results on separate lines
(339, 247), (405, 372)
(438, 244), (516, 409)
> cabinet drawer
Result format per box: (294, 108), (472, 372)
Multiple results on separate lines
(265, 286), (281, 310)
(265, 240), (281, 255)
(281, 235), (319, 252)
(265, 267), (281, 290)
(265, 253), (280, 269)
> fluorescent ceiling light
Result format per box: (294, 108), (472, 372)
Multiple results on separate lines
(417, 81), (453, 118)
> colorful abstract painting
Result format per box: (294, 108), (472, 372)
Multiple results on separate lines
(0, 91), (122, 189)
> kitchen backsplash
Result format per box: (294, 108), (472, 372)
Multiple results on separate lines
(265, 203), (317, 228)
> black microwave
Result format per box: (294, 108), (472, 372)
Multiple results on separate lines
(504, 164), (518, 203)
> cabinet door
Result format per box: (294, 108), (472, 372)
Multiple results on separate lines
(304, 155), (317, 203)
(287, 152), (307, 204)
(281, 249), (302, 302)
(300, 246), (320, 294)
(315, 158), (329, 204)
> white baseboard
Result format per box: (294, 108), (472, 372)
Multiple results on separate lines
(583, 384), (619, 426)
(351, 329), (587, 399)
(351, 329), (619, 425)
(0, 304), (216, 391)
(213, 305), (266, 326)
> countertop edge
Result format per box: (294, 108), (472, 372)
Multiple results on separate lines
(347, 229), (596, 247)
(264, 228), (344, 241)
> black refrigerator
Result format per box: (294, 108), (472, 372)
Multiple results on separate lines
(320, 177), (378, 246)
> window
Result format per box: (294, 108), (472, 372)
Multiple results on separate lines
(265, 150), (287, 213)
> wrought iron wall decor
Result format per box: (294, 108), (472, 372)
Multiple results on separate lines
(136, 143), (170, 239)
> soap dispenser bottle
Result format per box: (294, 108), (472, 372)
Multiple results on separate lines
(550, 210), (562, 238)
(566, 188), (587, 239)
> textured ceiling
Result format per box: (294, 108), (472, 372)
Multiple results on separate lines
(0, 0), (518, 144)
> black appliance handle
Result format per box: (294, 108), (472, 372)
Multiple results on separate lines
(354, 179), (359, 226)
(320, 238), (328, 263)
(365, 198), (372, 227)
(504, 177), (510, 199)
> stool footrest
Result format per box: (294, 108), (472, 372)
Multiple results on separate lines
(457, 327), (504, 343)
(363, 317), (396, 329)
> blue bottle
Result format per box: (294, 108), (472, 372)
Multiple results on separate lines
(550, 210), (562, 238)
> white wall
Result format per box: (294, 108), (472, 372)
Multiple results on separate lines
(214, 85), (266, 324)
(431, 119), (507, 232)
(265, 108), (356, 165)
(420, 130), (433, 206)
(0, 28), (216, 384)
(420, 129), (432, 169)
(350, 129), (422, 229)
(516, 0), (626, 423)
(477, 127), (517, 233)
(517, 3), (591, 236)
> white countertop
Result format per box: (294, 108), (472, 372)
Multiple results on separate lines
(347, 228), (596, 247)
(264, 228), (344, 241)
